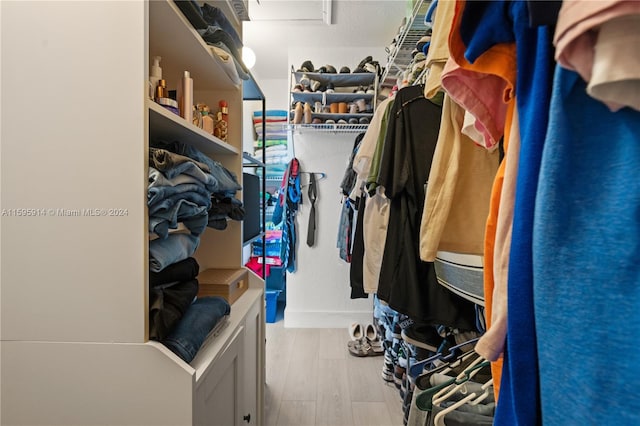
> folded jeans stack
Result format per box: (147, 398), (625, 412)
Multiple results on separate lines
(148, 257), (200, 341)
(162, 296), (231, 363)
(150, 140), (244, 234)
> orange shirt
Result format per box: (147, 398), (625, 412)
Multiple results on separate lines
(443, 0), (518, 399)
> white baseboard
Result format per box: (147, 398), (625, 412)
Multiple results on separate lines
(283, 308), (374, 328)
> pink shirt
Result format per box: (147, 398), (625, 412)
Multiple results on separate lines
(554, 1), (640, 111)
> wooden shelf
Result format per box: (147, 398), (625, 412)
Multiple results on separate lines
(148, 99), (238, 157)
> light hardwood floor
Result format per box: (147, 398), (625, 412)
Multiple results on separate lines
(265, 322), (405, 426)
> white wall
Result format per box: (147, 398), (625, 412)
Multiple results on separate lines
(284, 132), (373, 328)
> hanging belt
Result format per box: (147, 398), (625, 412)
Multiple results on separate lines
(306, 172), (317, 246)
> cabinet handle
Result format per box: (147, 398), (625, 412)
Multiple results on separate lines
(243, 413), (251, 423)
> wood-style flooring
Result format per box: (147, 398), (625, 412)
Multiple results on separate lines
(265, 322), (405, 426)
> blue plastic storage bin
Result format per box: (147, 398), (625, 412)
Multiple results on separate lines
(265, 290), (281, 323)
(266, 265), (286, 292)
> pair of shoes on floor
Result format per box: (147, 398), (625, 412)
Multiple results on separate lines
(349, 322), (378, 341)
(348, 337), (383, 357)
(348, 322), (384, 357)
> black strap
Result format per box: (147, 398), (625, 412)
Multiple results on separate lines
(306, 173), (317, 246)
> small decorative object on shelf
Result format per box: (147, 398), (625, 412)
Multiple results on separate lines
(199, 104), (214, 134)
(155, 78), (168, 100)
(178, 70), (193, 123)
(214, 100), (229, 142)
(156, 97), (180, 116)
(198, 268), (249, 305)
(214, 112), (228, 141)
(219, 100), (229, 124)
(149, 55), (163, 100)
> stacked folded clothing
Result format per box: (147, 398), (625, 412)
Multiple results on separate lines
(173, 0), (249, 82)
(148, 257), (200, 341)
(253, 122), (288, 141)
(162, 296), (231, 363)
(250, 110), (289, 266)
(252, 229), (283, 258)
(254, 144), (288, 165)
(148, 140), (244, 272)
(252, 110), (288, 163)
(146, 139), (239, 363)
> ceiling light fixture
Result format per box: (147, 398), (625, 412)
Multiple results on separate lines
(242, 46), (256, 69)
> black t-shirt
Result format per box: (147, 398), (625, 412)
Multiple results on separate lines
(376, 86), (476, 329)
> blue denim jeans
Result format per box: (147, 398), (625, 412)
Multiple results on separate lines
(149, 279), (199, 341)
(150, 147), (210, 173)
(151, 142), (241, 196)
(162, 296), (231, 363)
(200, 3), (242, 48)
(149, 200), (209, 239)
(149, 233), (200, 272)
(148, 183), (212, 208)
(158, 160), (217, 186)
(149, 167), (217, 194)
(173, 1), (243, 50)
(148, 167), (206, 188)
(149, 184), (211, 238)
(179, 145), (241, 195)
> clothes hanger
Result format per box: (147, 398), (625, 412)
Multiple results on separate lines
(300, 171), (326, 188)
(300, 171), (326, 179)
(408, 337), (480, 382)
(432, 378), (493, 426)
(424, 0), (438, 27)
(415, 351), (484, 411)
(431, 357), (490, 406)
(468, 378), (493, 405)
(414, 348), (479, 391)
(433, 392), (478, 426)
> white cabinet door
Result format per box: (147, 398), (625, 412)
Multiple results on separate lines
(195, 327), (245, 426)
(242, 298), (263, 424)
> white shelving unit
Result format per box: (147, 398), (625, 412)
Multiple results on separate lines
(380, 0), (432, 90)
(288, 69), (378, 133)
(1, 1), (265, 424)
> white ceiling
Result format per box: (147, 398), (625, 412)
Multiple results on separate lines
(242, 0), (412, 80)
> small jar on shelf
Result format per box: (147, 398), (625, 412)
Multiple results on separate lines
(214, 100), (229, 142)
(213, 111), (228, 141)
(200, 105), (214, 134)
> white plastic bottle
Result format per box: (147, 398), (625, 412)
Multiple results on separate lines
(149, 56), (162, 100)
(178, 70), (193, 123)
